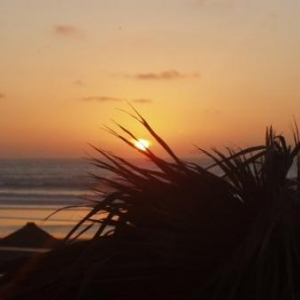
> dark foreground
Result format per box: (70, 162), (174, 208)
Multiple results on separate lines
(1, 113), (300, 299)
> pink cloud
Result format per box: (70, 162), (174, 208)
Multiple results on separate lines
(122, 70), (200, 80)
(81, 96), (123, 102)
(53, 25), (82, 37)
(81, 96), (153, 104)
(73, 80), (85, 86)
(132, 98), (153, 104)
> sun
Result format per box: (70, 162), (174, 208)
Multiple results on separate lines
(133, 138), (151, 151)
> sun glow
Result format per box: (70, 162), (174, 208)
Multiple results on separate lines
(133, 139), (151, 151)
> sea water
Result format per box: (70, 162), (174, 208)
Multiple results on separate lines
(0, 158), (105, 238)
(0, 156), (297, 239)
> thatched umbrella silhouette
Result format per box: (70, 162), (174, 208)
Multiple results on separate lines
(0, 222), (60, 248)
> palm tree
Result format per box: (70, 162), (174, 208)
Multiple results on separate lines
(2, 108), (300, 300)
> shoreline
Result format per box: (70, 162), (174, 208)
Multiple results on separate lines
(0, 204), (93, 239)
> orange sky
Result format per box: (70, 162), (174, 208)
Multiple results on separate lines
(1, 0), (300, 158)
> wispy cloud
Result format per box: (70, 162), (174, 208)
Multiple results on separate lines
(73, 80), (85, 86)
(53, 25), (82, 37)
(132, 98), (153, 104)
(203, 108), (222, 115)
(121, 70), (200, 81)
(80, 96), (153, 104)
(193, 0), (234, 8)
(0, 93), (5, 99)
(81, 96), (123, 102)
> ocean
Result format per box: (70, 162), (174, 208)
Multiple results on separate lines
(0, 157), (165, 239)
(1, 156), (297, 240)
(0, 158), (105, 239)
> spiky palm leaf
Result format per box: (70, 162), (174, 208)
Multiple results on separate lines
(205, 128), (300, 300)
(3, 109), (300, 300)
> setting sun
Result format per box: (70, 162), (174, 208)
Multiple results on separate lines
(133, 139), (151, 151)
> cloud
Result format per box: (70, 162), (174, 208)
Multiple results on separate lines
(0, 93), (5, 99)
(122, 70), (200, 81)
(81, 96), (153, 104)
(203, 108), (221, 115)
(81, 96), (123, 102)
(193, 0), (234, 8)
(53, 25), (82, 37)
(132, 98), (153, 104)
(73, 80), (84, 86)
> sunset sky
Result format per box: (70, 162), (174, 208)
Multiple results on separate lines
(1, 0), (300, 158)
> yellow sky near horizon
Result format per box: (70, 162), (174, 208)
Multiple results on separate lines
(1, 0), (300, 158)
